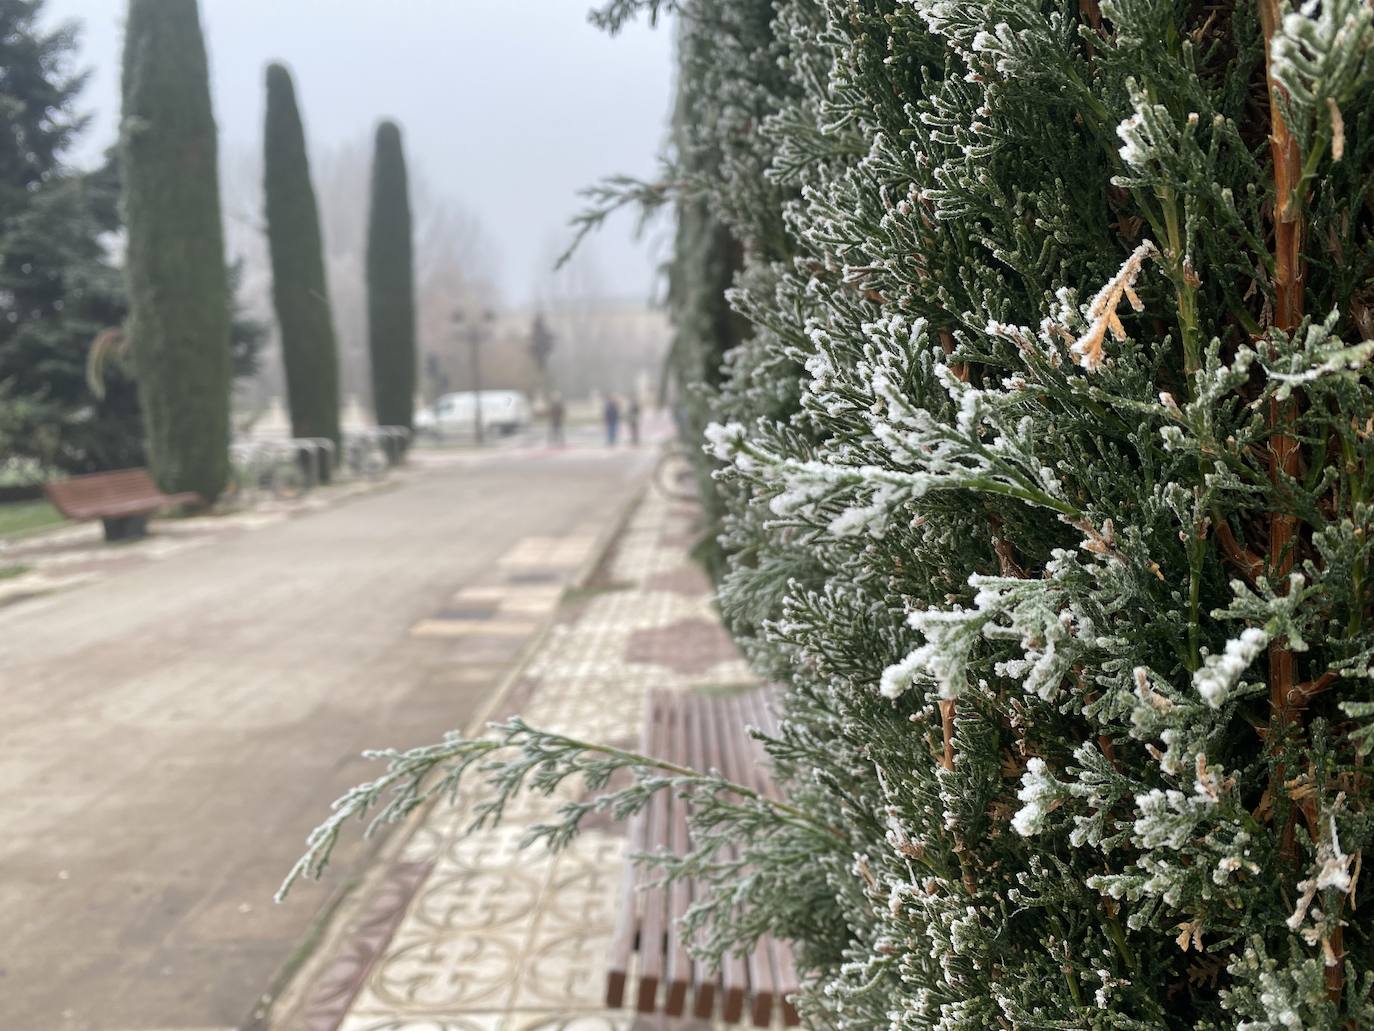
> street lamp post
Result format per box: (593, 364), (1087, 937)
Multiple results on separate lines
(452, 308), (495, 446)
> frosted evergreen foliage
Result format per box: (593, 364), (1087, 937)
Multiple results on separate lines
(288, 0), (1374, 1025)
(639, 0), (1374, 1024)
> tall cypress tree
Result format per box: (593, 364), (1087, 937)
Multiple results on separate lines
(120, 0), (230, 501)
(365, 120), (416, 438)
(263, 62), (340, 462)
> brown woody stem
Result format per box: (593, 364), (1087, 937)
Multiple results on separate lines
(1214, 518), (1265, 584)
(1258, 0), (1306, 788)
(1258, 0), (1336, 1007)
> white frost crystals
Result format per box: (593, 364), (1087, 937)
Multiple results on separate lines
(878, 647), (926, 700)
(1268, 0), (1374, 159)
(1010, 757), (1062, 837)
(1115, 87), (1172, 169)
(1192, 626), (1270, 708)
(704, 420), (747, 463)
(879, 560), (1087, 702)
(882, 604), (981, 701)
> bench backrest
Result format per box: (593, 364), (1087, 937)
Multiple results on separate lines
(46, 468), (163, 515)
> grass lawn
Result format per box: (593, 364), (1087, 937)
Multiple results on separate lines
(0, 499), (64, 539)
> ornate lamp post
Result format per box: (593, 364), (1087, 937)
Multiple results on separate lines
(452, 307), (495, 446)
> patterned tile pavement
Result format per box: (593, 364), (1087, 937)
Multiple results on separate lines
(269, 491), (759, 1031)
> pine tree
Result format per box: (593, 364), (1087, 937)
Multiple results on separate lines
(263, 62), (340, 465)
(365, 120), (416, 438)
(120, 0), (231, 501)
(0, 0), (83, 199)
(290, 0), (1374, 1026)
(0, 2), (140, 474)
(0, 0), (83, 190)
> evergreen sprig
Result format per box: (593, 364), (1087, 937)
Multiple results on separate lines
(279, 716), (839, 966)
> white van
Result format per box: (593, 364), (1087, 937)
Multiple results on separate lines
(415, 390), (533, 438)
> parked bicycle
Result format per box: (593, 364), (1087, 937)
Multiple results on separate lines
(341, 432), (388, 481)
(223, 441), (310, 504)
(652, 443), (698, 503)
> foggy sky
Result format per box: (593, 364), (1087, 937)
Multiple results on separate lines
(41, 0), (675, 305)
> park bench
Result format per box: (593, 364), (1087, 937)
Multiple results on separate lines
(45, 468), (201, 541)
(606, 686), (802, 1027)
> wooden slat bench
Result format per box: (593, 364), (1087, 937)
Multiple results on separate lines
(607, 686), (802, 1027)
(45, 468), (201, 541)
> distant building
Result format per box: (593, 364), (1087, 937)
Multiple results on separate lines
(238, 292), (671, 419)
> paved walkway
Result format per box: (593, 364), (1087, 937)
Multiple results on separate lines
(0, 428), (613, 607)
(0, 445), (651, 1031)
(266, 490), (755, 1031)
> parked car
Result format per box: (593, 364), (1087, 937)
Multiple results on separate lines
(415, 390), (534, 438)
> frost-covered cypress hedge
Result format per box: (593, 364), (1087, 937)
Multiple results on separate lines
(685, 0), (1374, 1023)
(292, 0), (1374, 1025)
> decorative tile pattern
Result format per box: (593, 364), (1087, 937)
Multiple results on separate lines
(643, 566), (714, 598)
(625, 618), (745, 676)
(274, 492), (760, 1031)
(294, 862), (432, 1031)
(411, 619), (539, 639)
(409, 553), (578, 641)
(498, 534), (599, 573)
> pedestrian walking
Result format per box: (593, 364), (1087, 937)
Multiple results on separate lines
(603, 394), (621, 446)
(626, 396), (641, 446)
(547, 393), (566, 446)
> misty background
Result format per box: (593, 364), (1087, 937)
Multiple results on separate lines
(42, 0), (676, 412)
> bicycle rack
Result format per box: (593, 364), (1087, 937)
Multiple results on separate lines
(264, 440), (306, 497)
(339, 432), (382, 481)
(228, 441), (271, 501)
(228, 428), (404, 501)
(376, 426), (412, 464)
(228, 438), (326, 499)
(291, 437), (336, 488)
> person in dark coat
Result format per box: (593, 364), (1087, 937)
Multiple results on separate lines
(603, 394), (621, 446)
(548, 393), (566, 446)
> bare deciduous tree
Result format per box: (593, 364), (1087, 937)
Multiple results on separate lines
(221, 134), (499, 414)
